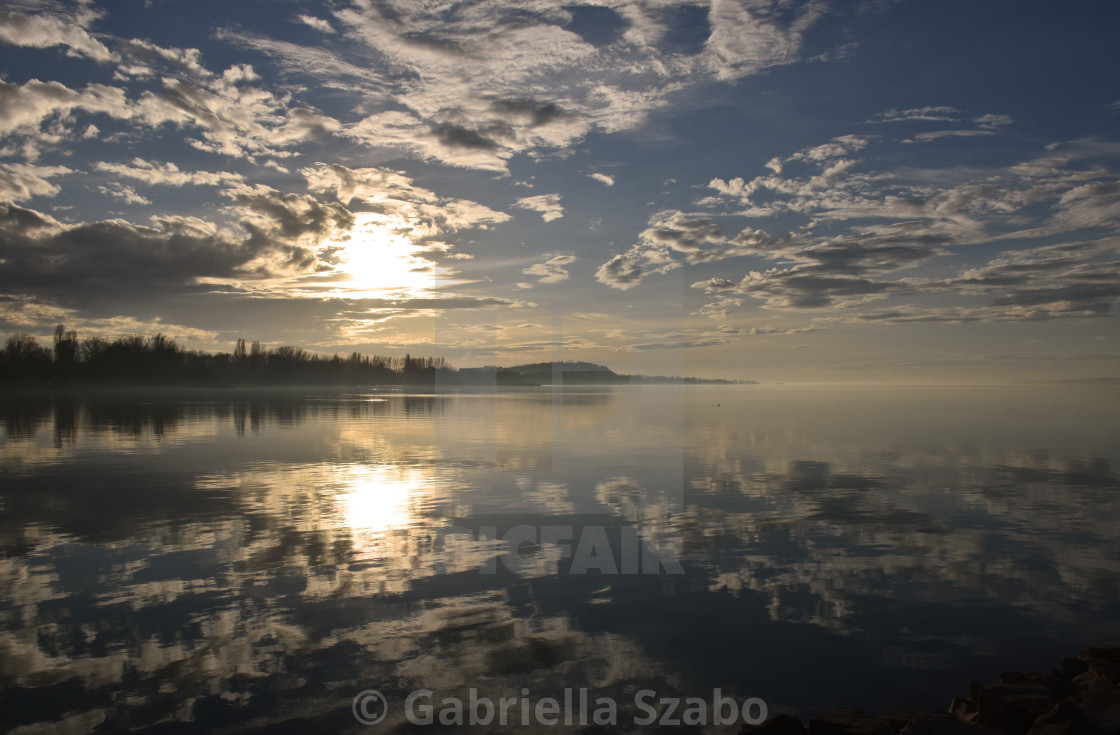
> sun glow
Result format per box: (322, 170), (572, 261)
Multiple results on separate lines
(337, 463), (433, 537)
(339, 212), (438, 294)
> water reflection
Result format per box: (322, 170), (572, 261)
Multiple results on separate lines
(0, 386), (1118, 732)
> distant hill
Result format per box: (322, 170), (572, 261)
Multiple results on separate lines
(453, 361), (750, 386)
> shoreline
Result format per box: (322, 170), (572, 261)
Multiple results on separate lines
(740, 648), (1120, 735)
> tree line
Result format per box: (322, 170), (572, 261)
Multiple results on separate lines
(0, 326), (452, 386)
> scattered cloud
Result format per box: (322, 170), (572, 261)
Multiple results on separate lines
(867, 106), (960, 124)
(589, 173), (615, 186)
(303, 163), (510, 238)
(513, 194), (564, 222)
(902, 129), (995, 144)
(98, 182), (151, 205)
(603, 127), (1120, 324)
(218, 0), (830, 173)
(93, 159), (245, 188)
(0, 163), (72, 201)
(522, 254), (576, 285)
(975, 113), (1013, 128)
(0, 8), (114, 63)
(296, 14), (335, 34)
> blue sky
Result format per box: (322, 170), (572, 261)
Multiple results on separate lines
(1, 0), (1119, 381)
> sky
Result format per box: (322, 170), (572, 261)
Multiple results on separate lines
(1, 0), (1119, 382)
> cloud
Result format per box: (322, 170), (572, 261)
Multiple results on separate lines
(98, 182), (151, 205)
(119, 39), (211, 78)
(93, 159), (245, 188)
(589, 173), (615, 186)
(867, 106), (960, 124)
(512, 193), (564, 222)
(0, 202), (264, 301)
(302, 163), (510, 238)
(0, 57), (339, 166)
(790, 234), (1120, 322)
(0, 78), (129, 137)
(222, 0), (830, 172)
(640, 210), (728, 261)
(975, 113), (1013, 128)
(134, 77), (341, 160)
(227, 185), (354, 273)
(0, 8), (114, 63)
(628, 322), (819, 350)
(902, 129), (995, 144)
(522, 254), (575, 284)
(596, 210), (802, 290)
(595, 245), (680, 290)
(703, 0), (826, 81)
(619, 128), (1120, 323)
(296, 14), (335, 34)
(0, 163), (72, 201)
(694, 269), (903, 309)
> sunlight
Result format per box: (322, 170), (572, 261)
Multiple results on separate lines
(340, 212), (436, 294)
(338, 464), (427, 536)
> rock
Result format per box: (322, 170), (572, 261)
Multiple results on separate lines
(1034, 700), (1081, 725)
(1079, 648), (1120, 686)
(1026, 699), (1082, 735)
(1078, 648), (1120, 664)
(1079, 676), (1120, 734)
(948, 698), (976, 718)
(881, 709), (947, 730)
(1074, 670), (1101, 692)
(740, 714), (809, 735)
(809, 708), (897, 735)
(900, 716), (1005, 735)
(974, 684), (1057, 735)
(1025, 721), (1076, 735)
(1062, 659), (1090, 679)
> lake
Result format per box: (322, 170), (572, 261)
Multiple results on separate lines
(2, 385), (1119, 733)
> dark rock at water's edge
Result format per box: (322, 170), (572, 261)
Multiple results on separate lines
(733, 648), (1120, 735)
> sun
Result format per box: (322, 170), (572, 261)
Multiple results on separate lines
(340, 212), (437, 294)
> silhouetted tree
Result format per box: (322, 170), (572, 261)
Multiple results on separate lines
(0, 328), (457, 386)
(1, 332), (53, 382)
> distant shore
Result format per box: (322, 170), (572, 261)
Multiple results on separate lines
(1, 328), (750, 387)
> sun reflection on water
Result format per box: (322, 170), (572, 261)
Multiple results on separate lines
(335, 463), (434, 538)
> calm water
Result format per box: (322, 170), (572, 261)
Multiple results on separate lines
(2, 385), (1119, 733)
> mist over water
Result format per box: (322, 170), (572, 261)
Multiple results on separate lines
(1, 385), (1118, 732)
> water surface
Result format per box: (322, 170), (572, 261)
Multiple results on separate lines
(2, 385), (1118, 733)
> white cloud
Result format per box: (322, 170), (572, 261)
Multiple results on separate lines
(0, 163), (72, 202)
(608, 129), (1120, 325)
(303, 164), (510, 237)
(132, 78), (341, 161)
(902, 130), (995, 144)
(522, 254), (575, 284)
(0, 78), (129, 136)
(93, 159), (244, 188)
(223, 0), (830, 172)
(867, 106), (960, 123)
(0, 8), (114, 63)
(119, 39), (210, 78)
(703, 0), (826, 81)
(98, 182), (150, 205)
(975, 113), (1013, 128)
(589, 172), (615, 186)
(512, 193), (564, 222)
(296, 14), (335, 34)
